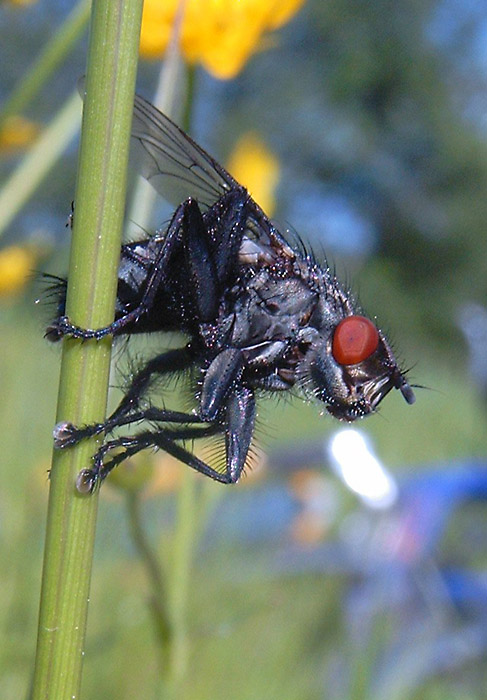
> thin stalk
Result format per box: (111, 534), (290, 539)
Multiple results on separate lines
(0, 0), (90, 128)
(166, 449), (222, 686)
(0, 90), (80, 240)
(32, 1), (143, 698)
(167, 469), (198, 684)
(125, 491), (172, 664)
(119, 8), (200, 685)
(164, 63), (199, 688)
(126, 0), (187, 238)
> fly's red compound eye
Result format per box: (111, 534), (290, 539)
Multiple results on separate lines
(332, 315), (379, 365)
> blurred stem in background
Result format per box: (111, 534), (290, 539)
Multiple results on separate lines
(0, 0), (90, 129)
(125, 489), (172, 666)
(0, 0), (91, 241)
(126, 0), (187, 238)
(92, 1), (298, 687)
(0, 91), (80, 239)
(119, 11), (205, 683)
(31, 0), (143, 698)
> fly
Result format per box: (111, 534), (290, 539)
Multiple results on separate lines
(47, 93), (415, 492)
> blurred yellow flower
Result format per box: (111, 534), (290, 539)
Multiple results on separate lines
(227, 131), (279, 215)
(140, 0), (306, 79)
(288, 470), (334, 545)
(107, 455), (155, 494)
(0, 245), (36, 296)
(139, 442), (267, 497)
(144, 452), (184, 496)
(0, 115), (39, 154)
(290, 511), (328, 545)
(6, 0), (37, 6)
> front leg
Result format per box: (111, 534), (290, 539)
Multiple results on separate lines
(224, 386), (256, 482)
(199, 349), (256, 481)
(49, 199), (202, 340)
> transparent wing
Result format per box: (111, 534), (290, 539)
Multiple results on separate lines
(131, 94), (239, 209)
(78, 79), (288, 256)
(132, 95), (299, 264)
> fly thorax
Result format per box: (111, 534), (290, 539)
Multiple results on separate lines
(229, 272), (317, 347)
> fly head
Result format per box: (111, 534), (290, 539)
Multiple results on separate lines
(298, 311), (415, 421)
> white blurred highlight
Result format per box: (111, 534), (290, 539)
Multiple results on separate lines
(327, 429), (398, 509)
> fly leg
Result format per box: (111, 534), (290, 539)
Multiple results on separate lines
(48, 190), (252, 342)
(109, 347), (193, 422)
(194, 338), (294, 482)
(76, 349), (257, 490)
(223, 385), (256, 482)
(65, 354), (256, 490)
(53, 406), (203, 449)
(53, 347), (195, 447)
(73, 387), (256, 490)
(198, 349), (256, 482)
(76, 401), (257, 492)
(49, 198), (215, 340)
(192, 340), (293, 484)
(76, 422), (225, 493)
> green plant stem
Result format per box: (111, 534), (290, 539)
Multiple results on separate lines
(32, 1), (143, 698)
(0, 0), (90, 129)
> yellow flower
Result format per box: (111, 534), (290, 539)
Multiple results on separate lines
(0, 116), (39, 154)
(227, 132), (279, 215)
(140, 0), (306, 79)
(0, 245), (36, 296)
